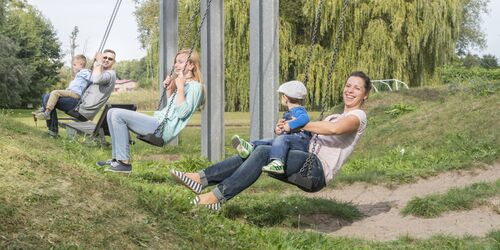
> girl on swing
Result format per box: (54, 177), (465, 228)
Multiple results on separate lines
(97, 49), (204, 173)
(171, 71), (371, 210)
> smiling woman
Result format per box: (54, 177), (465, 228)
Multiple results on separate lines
(26, 0), (145, 64)
(171, 71), (372, 211)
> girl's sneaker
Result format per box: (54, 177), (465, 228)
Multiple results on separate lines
(231, 135), (253, 159)
(262, 160), (285, 174)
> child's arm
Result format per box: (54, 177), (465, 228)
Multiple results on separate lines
(286, 108), (309, 130)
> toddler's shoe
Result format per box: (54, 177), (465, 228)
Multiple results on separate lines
(262, 160), (285, 174)
(231, 135), (253, 159)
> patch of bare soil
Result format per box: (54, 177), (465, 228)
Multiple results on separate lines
(306, 163), (500, 241)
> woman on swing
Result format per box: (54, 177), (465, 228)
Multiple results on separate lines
(172, 71), (371, 210)
(97, 49), (204, 173)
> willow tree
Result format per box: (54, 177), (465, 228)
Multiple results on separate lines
(134, 0), (465, 111)
(288, 0), (464, 109)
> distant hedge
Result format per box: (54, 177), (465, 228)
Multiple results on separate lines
(440, 67), (500, 84)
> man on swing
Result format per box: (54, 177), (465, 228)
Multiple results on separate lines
(38, 49), (117, 137)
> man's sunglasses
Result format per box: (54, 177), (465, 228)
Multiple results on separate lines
(103, 56), (115, 61)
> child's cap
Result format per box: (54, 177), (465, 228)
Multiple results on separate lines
(278, 80), (307, 99)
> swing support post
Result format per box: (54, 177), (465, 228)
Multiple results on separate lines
(201, 0), (225, 161)
(249, 0), (279, 141)
(160, 0), (179, 146)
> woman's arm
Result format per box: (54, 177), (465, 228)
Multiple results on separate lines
(279, 114), (361, 135)
(303, 115), (360, 135)
(175, 83), (203, 119)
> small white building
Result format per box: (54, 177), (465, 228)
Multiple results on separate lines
(114, 79), (138, 92)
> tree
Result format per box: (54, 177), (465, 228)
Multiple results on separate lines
(2, 0), (63, 107)
(479, 54), (499, 69)
(456, 0), (489, 56)
(134, 0), (467, 111)
(462, 53), (481, 68)
(69, 26), (79, 66)
(0, 0), (30, 108)
(0, 36), (30, 108)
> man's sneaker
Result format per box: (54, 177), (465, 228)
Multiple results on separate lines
(105, 161), (132, 174)
(262, 160), (285, 174)
(96, 159), (116, 167)
(231, 135), (253, 159)
(35, 111), (50, 120)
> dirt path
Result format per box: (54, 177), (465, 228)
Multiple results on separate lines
(306, 163), (500, 241)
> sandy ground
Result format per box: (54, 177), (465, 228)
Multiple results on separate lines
(304, 162), (500, 241)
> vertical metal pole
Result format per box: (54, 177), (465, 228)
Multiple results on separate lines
(201, 0), (225, 162)
(249, 0), (279, 141)
(160, 0), (179, 145)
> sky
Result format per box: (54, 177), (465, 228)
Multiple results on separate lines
(27, 0), (500, 64)
(27, 0), (146, 65)
(477, 0), (500, 58)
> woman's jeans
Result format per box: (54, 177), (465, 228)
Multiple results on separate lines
(200, 145), (326, 203)
(252, 132), (311, 164)
(107, 108), (159, 161)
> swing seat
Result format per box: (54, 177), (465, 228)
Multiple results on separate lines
(66, 109), (89, 122)
(59, 104), (137, 144)
(136, 133), (164, 147)
(267, 172), (322, 193)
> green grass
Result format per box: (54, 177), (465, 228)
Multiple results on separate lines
(1, 114), (498, 248)
(222, 194), (362, 228)
(334, 81), (500, 185)
(402, 179), (500, 218)
(1, 81), (500, 248)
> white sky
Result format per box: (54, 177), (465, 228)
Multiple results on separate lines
(27, 0), (146, 65)
(27, 0), (500, 65)
(477, 0), (500, 57)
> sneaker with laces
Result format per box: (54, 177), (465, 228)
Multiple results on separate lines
(231, 135), (254, 159)
(35, 111), (50, 120)
(262, 160), (285, 174)
(105, 161), (132, 173)
(96, 159), (116, 167)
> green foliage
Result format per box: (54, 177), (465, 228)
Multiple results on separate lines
(114, 58), (153, 87)
(385, 103), (415, 117)
(440, 66), (500, 84)
(0, 35), (30, 108)
(1, 0), (62, 108)
(402, 180), (500, 217)
(480, 54), (499, 69)
(456, 0), (489, 56)
(134, 0), (466, 111)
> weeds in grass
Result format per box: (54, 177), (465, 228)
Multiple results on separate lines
(402, 180), (500, 217)
(385, 103), (416, 116)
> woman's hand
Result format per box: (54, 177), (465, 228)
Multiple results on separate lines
(174, 70), (186, 91)
(163, 74), (177, 90)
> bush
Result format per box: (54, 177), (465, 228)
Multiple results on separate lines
(440, 66), (500, 84)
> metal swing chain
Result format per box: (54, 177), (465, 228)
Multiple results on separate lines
(153, 0), (214, 137)
(300, 0), (349, 177)
(156, 2), (204, 111)
(71, 0), (122, 116)
(303, 0), (325, 87)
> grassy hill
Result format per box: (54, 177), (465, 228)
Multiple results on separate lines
(0, 81), (498, 248)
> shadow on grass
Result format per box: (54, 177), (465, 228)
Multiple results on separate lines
(222, 194), (362, 230)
